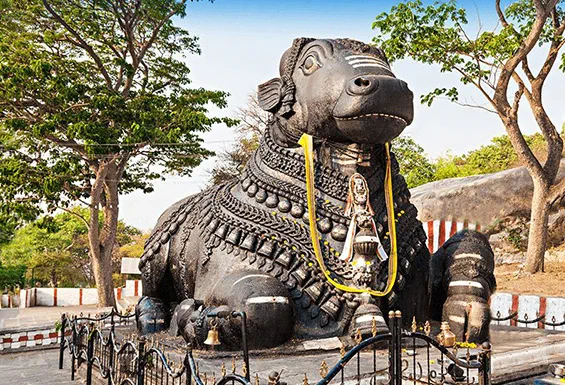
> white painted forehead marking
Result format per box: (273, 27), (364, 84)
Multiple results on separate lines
(345, 55), (384, 61)
(352, 63), (390, 69)
(345, 54), (390, 70)
(348, 58), (388, 65)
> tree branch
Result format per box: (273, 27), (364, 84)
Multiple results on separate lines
(42, 0), (113, 89)
(450, 99), (498, 114)
(122, 1), (185, 96)
(535, 19), (565, 83)
(56, 206), (90, 229)
(510, 80), (525, 120)
(494, 0), (560, 109)
(549, 170), (565, 207)
(495, 0), (509, 27)
(452, 65), (496, 106)
(521, 56), (536, 83)
(44, 134), (97, 166)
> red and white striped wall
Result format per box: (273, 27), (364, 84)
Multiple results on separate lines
(0, 327), (70, 351)
(423, 219), (482, 254)
(0, 280), (142, 309)
(490, 292), (565, 331)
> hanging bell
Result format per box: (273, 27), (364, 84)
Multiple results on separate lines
(204, 320), (221, 346)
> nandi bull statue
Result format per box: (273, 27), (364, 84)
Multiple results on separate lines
(136, 38), (496, 349)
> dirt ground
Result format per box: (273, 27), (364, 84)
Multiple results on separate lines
(494, 261), (565, 296)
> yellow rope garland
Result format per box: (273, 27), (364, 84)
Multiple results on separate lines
(298, 134), (398, 297)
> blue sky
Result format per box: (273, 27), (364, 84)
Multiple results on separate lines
(119, 0), (565, 230)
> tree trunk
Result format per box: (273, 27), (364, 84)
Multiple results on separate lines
(90, 243), (116, 306)
(524, 179), (551, 273)
(50, 266), (58, 288)
(88, 163), (116, 307)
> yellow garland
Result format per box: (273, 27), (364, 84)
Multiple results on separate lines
(298, 134), (398, 297)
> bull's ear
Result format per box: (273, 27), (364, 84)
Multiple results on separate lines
(257, 78), (283, 113)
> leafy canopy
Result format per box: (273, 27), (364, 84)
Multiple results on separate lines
(0, 0), (236, 236)
(373, 0), (565, 106)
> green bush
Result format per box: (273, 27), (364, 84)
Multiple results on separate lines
(398, 131), (562, 188)
(0, 263), (26, 292)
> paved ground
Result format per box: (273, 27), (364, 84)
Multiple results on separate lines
(0, 305), (112, 332)
(0, 349), (76, 385)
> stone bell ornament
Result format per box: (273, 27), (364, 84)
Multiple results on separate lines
(298, 134), (398, 296)
(341, 174), (389, 262)
(340, 173), (389, 288)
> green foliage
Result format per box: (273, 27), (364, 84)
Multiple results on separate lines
(0, 0), (236, 232)
(116, 233), (148, 260)
(392, 135), (435, 188)
(0, 263), (26, 291)
(506, 225), (528, 251)
(0, 208), (140, 287)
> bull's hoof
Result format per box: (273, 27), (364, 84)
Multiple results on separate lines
(136, 296), (171, 335)
(442, 294), (490, 343)
(169, 298), (204, 338)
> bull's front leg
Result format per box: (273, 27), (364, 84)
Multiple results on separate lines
(173, 270), (296, 350)
(430, 230), (496, 343)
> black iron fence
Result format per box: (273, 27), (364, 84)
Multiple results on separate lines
(59, 310), (491, 385)
(310, 311), (491, 385)
(491, 310), (565, 329)
(58, 309), (252, 385)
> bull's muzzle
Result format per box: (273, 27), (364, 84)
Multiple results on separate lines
(333, 75), (414, 144)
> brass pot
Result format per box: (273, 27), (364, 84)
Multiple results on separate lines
(437, 321), (456, 348)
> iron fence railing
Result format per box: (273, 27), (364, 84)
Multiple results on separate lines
(312, 311), (491, 385)
(58, 309), (252, 385)
(491, 310), (565, 329)
(59, 310), (491, 385)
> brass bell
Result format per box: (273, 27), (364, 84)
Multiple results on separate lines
(204, 320), (221, 346)
(437, 321), (456, 348)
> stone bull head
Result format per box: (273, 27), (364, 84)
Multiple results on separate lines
(257, 38), (414, 146)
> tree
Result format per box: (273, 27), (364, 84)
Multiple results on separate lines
(209, 95), (267, 185)
(0, 263), (26, 292)
(0, 0), (235, 305)
(393, 135), (436, 188)
(0, 208), (141, 287)
(373, 0), (565, 273)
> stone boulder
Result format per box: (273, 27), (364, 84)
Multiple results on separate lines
(410, 159), (565, 230)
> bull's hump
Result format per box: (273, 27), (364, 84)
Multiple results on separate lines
(139, 186), (220, 271)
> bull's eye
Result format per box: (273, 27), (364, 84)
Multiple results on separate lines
(301, 54), (321, 75)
